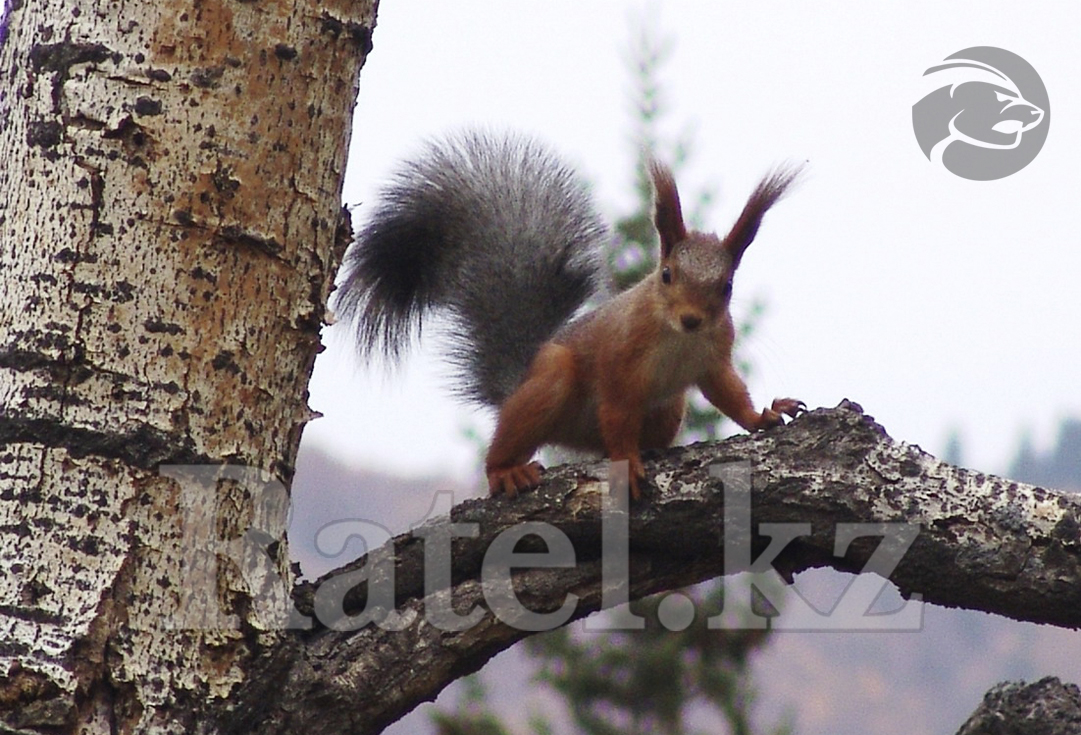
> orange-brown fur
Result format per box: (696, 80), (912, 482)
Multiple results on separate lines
(486, 161), (803, 499)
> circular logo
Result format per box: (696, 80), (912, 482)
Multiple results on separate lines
(912, 47), (1049, 180)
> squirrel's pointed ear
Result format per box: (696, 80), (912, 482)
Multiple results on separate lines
(724, 165), (802, 268)
(649, 160), (686, 259)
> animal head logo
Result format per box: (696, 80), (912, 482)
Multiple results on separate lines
(912, 47), (1049, 180)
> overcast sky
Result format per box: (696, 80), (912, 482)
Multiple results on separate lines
(305, 1), (1081, 486)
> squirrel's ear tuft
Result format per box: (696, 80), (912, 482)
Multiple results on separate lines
(649, 160), (687, 259)
(724, 164), (803, 268)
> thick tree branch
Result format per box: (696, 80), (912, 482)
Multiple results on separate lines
(956, 677), (1081, 735)
(229, 401), (1081, 734)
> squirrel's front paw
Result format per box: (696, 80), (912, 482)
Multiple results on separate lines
(760, 398), (805, 428)
(487, 461), (544, 497)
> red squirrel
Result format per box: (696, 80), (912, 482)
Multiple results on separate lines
(336, 130), (802, 500)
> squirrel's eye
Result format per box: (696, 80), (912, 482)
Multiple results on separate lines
(661, 266), (672, 285)
(722, 279), (733, 298)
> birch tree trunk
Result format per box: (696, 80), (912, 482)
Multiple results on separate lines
(0, 0), (374, 731)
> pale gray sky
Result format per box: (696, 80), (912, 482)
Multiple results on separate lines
(307, 1), (1081, 483)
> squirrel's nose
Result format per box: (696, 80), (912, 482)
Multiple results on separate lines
(680, 314), (702, 331)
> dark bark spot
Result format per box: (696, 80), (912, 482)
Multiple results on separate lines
(28, 41), (112, 74)
(54, 248), (98, 264)
(190, 65), (225, 89)
(28, 42), (118, 109)
(319, 14), (375, 55)
(133, 96), (162, 116)
(273, 43), (298, 61)
(26, 119), (62, 149)
(216, 226), (283, 258)
(0, 417), (206, 470)
(190, 266), (217, 284)
(143, 318), (185, 336)
(212, 165), (240, 195)
(211, 350), (241, 375)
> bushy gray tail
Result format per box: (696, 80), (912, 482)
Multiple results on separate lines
(334, 130), (608, 407)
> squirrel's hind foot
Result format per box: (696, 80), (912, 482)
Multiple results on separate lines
(487, 461), (545, 497)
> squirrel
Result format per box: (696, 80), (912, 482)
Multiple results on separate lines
(336, 130), (803, 500)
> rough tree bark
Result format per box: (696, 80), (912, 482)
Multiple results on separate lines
(956, 678), (1081, 735)
(267, 401), (1081, 735)
(2, 3), (1078, 735)
(0, 0), (374, 731)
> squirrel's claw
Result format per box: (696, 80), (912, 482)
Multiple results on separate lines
(772, 398), (805, 417)
(760, 398), (805, 428)
(633, 459), (649, 502)
(488, 461), (544, 497)
(625, 457), (647, 503)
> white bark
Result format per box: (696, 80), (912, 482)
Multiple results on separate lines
(0, 0), (374, 730)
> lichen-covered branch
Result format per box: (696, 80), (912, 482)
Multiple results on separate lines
(230, 401), (1081, 734)
(956, 677), (1081, 735)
